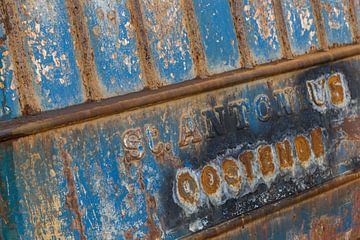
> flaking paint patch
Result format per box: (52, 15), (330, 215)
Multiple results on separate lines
(16, 0), (85, 110)
(83, 0), (144, 97)
(140, 0), (195, 84)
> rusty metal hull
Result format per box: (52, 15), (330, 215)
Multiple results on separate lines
(1, 0), (360, 239)
(0, 54), (360, 239)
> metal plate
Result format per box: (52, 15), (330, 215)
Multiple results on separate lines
(1, 55), (360, 239)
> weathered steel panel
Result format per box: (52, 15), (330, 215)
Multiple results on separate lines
(193, 0), (241, 74)
(1, 54), (360, 239)
(281, 0), (319, 55)
(0, 23), (21, 120)
(16, 0), (84, 110)
(241, 0), (282, 64)
(83, 0), (145, 96)
(202, 174), (360, 239)
(320, 0), (353, 47)
(141, 0), (196, 84)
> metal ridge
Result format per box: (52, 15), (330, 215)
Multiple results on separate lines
(0, 44), (359, 142)
(183, 170), (360, 239)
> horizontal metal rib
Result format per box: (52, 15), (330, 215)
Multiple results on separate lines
(184, 170), (360, 239)
(0, 44), (359, 142)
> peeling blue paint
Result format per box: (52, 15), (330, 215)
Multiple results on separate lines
(84, 0), (144, 97)
(282, 0), (319, 55)
(193, 0), (241, 74)
(241, 0), (282, 64)
(0, 23), (21, 120)
(18, 0), (84, 110)
(141, 0), (195, 84)
(320, 0), (352, 47)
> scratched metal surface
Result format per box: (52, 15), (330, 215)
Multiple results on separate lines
(15, 0), (85, 111)
(193, 0), (241, 74)
(1, 54), (360, 239)
(83, 0), (144, 96)
(141, 0), (195, 84)
(0, 23), (20, 120)
(281, 0), (319, 55)
(320, 0), (353, 47)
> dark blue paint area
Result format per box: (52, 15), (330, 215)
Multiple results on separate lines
(193, 0), (240, 74)
(320, 0), (352, 47)
(242, 0), (282, 64)
(62, 123), (150, 239)
(142, 0), (195, 84)
(282, 0), (319, 55)
(0, 144), (20, 239)
(0, 24), (21, 120)
(84, 0), (144, 97)
(18, 0), (84, 110)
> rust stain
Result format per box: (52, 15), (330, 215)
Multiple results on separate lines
(309, 0), (328, 50)
(271, 0), (293, 59)
(294, 135), (311, 165)
(336, 116), (360, 141)
(346, 0), (360, 43)
(200, 165), (220, 195)
(124, 228), (135, 240)
(275, 139), (294, 170)
(181, 0), (209, 77)
(177, 171), (199, 205)
(229, 0), (255, 68)
(310, 128), (325, 158)
(127, 0), (162, 90)
(239, 151), (255, 183)
(258, 145), (275, 176)
(0, 194), (9, 224)
(350, 190), (360, 238)
(328, 74), (345, 105)
(64, 0), (102, 100)
(222, 159), (241, 189)
(57, 138), (86, 240)
(137, 168), (161, 240)
(309, 215), (339, 240)
(0, 0), (41, 115)
(152, 144), (182, 168)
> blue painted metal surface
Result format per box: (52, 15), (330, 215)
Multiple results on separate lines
(1, 1), (360, 239)
(281, 0), (319, 55)
(0, 23), (21, 120)
(320, 0), (353, 47)
(84, 0), (144, 97)
(17, 0), (84, 111)
(1, 55), (360, 238)
(0, 0), (359, 119)
(141, 0), (195, 84)
(241, 0), (282, 64)
(193, 0), (241, 74)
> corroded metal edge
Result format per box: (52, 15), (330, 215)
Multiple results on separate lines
(183, 170), (360, 239)
(0, 44), (359, 142)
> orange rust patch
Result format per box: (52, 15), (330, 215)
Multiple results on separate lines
(294, 135), (311, 165)
(177, 172), (198, 204)
(201, 165), (220, 195)
(310, 128), (325, 159)
(275, 140), (294, 170)
(239, 151), (255, 183)
(258, 145), (275, 176)
(222, 159), (241, 189)
(328, 74), (345, 106)
(310, 216), (338, 240)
